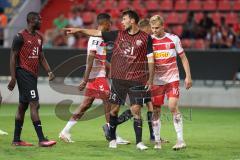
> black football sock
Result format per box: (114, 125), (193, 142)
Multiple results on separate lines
(147, 111), (154, 139)
(134, 118), (143, 144)
(13, 120), (24, 142)
(33, 121), (45, 142)
(109, 115), (118, 140)
(117, 109), (133, 125)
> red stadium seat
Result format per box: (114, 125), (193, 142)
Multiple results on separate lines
(159, 0), (173, 11)
(104, 0), (114, 11)
(175, 0), (187, 11)
(178, 12), (188, 24)
(203, 0), (217, 11)
(165, 12), (179, 25)
(110, 8), (120, 19)
(194, 39), (205, 49)
(195, 12), (204, 23)
(173, 25), (183, 37)
(188, 0), (202, 11)
(233, 0), (240, 11)
(145, 0), (159, 11)
(211, 12), (222, 26)
(118, 0), (129, 11)
(132, 0), (143, 11)
(87, 0), (100, 11)
(225, 12), (238, 25)
(218, 0), (232, 11)
(182, 39), (192, 48)
(82, 12), (94, 24)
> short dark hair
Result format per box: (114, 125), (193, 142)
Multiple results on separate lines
(26, 12), (39, 23)
(97, 13), (111, 25)
(122, 9), (139, 24)
(138, 18), (150, 28)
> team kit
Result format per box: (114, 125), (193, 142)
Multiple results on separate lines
(6, 10), (192, 150)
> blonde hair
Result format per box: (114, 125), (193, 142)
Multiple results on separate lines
(149, 15), (164, 26)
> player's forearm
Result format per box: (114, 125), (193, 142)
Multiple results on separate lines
(9, 52), (17, 79)
(147, 56), (155, 82)
(181, 56), (191, 79)
(77, 29), (102, 37)
(83, 55), (94, 82)
(41, 56), (52, 73)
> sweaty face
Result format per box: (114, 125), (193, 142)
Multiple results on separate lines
(102, 21), (112, 32)
(151, 21), (164, 37)
(121, 15), (132, 31)
(31, 15), (42, 30)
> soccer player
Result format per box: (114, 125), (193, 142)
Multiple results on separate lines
(0, 89), (8, 135)
(59, 13), (129, 144)
(8, 12), (56, 147)
(63, 10), (154, 150)
(149, 15), (192, 150)
(111, 18), (170, 143)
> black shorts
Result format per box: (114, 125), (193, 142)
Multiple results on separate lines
(109, 79), (151, 106)
(16, 68), (39, 103)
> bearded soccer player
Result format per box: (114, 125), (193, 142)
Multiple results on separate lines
(59, 13), (129, 145)
(112, 18), (170, 144)
(149, 15), (192, 150)
(8, 12), (56, 147)
(63, 10), (154, 150)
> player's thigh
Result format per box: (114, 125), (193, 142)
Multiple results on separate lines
(166, 81), (180, 112)
(85, 77), (110, 100)
(109, 79), (128, 105)
(16, 69), (38, 103)
(151, 85), (165, 107)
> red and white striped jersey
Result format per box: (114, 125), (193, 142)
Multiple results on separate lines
(87, 36), (106, 79)
(152, 33), (184, 85)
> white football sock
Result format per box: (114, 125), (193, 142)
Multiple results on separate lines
(152, 119), (161, 142)
(62, 120), (77, 133)
(173, 113), (184, 142)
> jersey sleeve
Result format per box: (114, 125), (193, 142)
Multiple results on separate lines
(11, 34), (24, 52)
(146, 35), (153, 57)
(102, 30), (119, 43)
(87, 37), (100, 55)
(174, 36), (184, 55)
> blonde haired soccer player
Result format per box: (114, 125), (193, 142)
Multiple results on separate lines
(149, 15), (192, 150)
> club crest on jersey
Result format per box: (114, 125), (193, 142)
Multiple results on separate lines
(136, 40), (143, 46)
(38, 39), (41, 45)
(165, 43), (170, 49)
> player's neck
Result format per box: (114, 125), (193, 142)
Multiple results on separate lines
(27, 27), (36, 35)
(155, 32), (166, 38)
(128, 25), (139, 35)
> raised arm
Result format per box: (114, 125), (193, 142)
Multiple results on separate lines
(63, 28), (102, 37)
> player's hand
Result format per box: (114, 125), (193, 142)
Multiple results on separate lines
(63, 28), (80, 35)
(8, 78), (16, 91)
(145, 79), (153, 91)
(185, 77), (192, 90)
(78, 80), (87, 91)
(48, 72), (55, 81)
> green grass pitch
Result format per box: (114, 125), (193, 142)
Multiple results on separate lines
(0, 104), (240, 160)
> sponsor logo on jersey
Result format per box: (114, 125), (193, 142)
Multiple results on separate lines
(154, 52), (170, 58)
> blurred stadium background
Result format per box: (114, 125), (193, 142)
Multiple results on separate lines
(0, 1), (240, 159)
